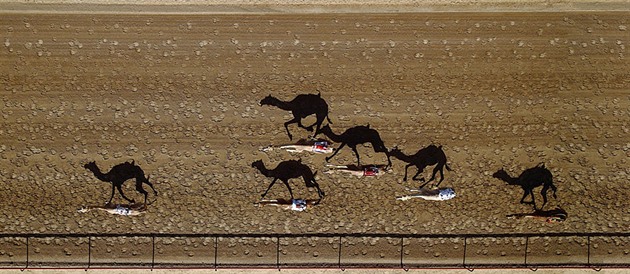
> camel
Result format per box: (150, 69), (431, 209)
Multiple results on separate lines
(251, 159), (324, 199)
(396, 187), (456, 201)
(254, 198), (322, 211)
(319, 124), (391, 167)
(388, 145), (452, 188)
(84, 160), (158, 205)
(78, 203), (147, 216)
(261, 138), (334, 154)
(492, 163), (558, 210)
(324, 163), (391, 177)
(260, 93), (332, 140)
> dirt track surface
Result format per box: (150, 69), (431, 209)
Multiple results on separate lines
(1, 12), (629, 240)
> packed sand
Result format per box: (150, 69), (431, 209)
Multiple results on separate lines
(1, 0), (630, 267)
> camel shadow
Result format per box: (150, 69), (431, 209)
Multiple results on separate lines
(389, 145), (452, 188)
(84, 160), (158, 205)
(507, 206), (567, 223)
(251, 159), (324, 199)
(260, 92), (333, 140)
(492, 163), (558, 210)
(319, 124), (391, 167)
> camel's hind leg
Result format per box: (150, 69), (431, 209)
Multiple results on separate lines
(283, 117), (301, 140)
(540, 184), (555, 210)
(281, 179), (294, 199)
(116, 184), (135, 204)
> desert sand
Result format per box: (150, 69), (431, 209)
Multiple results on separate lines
(1, 0), (629, 268)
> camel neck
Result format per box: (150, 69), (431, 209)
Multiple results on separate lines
(323, 130), (342, 143)
(255, 164), (272, 177)
(390, 151), (413, 163)
(268, 97), (292, 111)
(90, 166), (111, 182)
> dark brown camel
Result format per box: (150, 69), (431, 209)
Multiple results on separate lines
(84, 160), (157, 204)
(389, 145), (452, 188)
(492, 163), (558, 210)
(319, 124), (391, 167)
(251, 159), (324, 200)
(260, 93), (332, 140)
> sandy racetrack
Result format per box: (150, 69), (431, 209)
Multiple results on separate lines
(1, 5), (630, 264)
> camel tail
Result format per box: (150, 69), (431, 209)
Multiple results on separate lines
(326, 114), (333, 124)
(445, 163), (452, 171)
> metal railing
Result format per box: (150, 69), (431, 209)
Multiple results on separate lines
(0, 232), (629, 270)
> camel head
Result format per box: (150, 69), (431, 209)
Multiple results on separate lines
(492, 169), (517, 185)
(319, 124), (332, 135)
(83, 161), (97, 171)
(388, 146), (403, 156)
(259, 95), (275, 106)
(251, 160), (264, 169)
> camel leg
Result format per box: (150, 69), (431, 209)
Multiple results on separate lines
(550, 183), (558, 199)
(116, 184), (135, 204)
(411, 169), (428, 183)
(326, 143), (345, 162)
(305, 177), (325, 198)
(107, 184), (116, 204)
(281, 179), (294, 199)
(403, 163), (413, 181)
(351, 145), (361, 166)
(411, 167), (425, 181)
(262, 178), (278, 198)
(427, 165), (440, 184)
(519, 190), (531, 204)
(135, 180), (149, 204)
(540, 184), (552, 210)
(435, 166), (446, 187)
(143, 178), (158, 195)
(284, 117), (300, 140)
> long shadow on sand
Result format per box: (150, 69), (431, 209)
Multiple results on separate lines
(260, 92), (333, 140)
(492, 163), (558, 210)
(251, 159), (324, 199)
(84, 160), (158, 205)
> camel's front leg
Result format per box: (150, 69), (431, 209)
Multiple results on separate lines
(403, 163), (413, 181)
(351, 145), (361, 166)
(284, 117), (301, 140)
(326, 143), (345, 162)
(107, 184), (116, 205)
(262, 178), (278, 198)
(116, 184), (135, 204)
(411, 167), (425, 182)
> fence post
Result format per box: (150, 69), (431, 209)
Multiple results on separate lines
(86, 236), (91, 271)
(21, 236), (29, 271)
(462, 236), (467, 267)
(151, 236), (155, 271)
(338, 236), (343, 270)
(524, 236), (529, 266)
(276, 236), (280, 270)
(214, 236), (218, 270)
(399, 236), (404, 269)
(587, 236), (591, 266)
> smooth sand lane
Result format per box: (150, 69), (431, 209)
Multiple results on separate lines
(1, 10), (629, 265)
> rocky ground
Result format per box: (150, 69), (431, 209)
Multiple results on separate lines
(0, 9), (629, 265)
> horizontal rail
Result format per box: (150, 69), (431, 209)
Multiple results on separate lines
(0, 231), (629, 238)
(1, 232), (628, 270)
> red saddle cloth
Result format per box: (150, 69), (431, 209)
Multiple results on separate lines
(363, 166), (379, 176)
